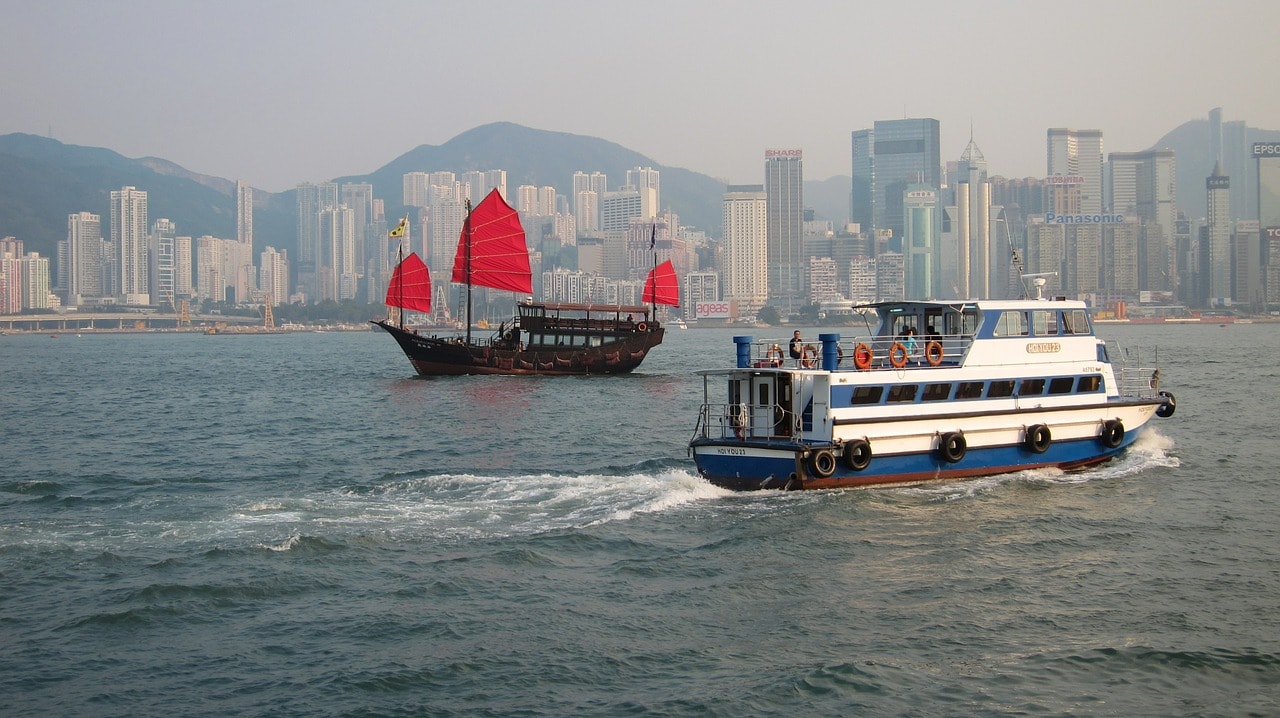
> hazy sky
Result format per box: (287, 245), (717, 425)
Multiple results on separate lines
(4, 0), (1278, 193)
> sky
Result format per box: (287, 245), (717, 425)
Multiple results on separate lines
(3, 0), (1279, 194)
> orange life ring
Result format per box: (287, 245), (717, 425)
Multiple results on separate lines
(924, 340), (944, 366)
(636, 321), (648, 332)
(800, 344), (818, 368)
(853, 343), (873, 370)
(889, 342), (908, 368)
(765, 346), (783, 365)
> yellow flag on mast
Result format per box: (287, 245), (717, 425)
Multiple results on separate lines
(389, 216), (409, 238)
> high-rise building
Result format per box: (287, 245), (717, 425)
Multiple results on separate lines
(20, 253), (51, 310)
(902, 185), (939, 300)
(64, 212), (103, 303)
(955, 137), (992, 298)
(1211, 108), (1257, 221)
(150, 218), (177, 310)
(1108, 149), (1177, 292)
(1255, 142), (1280, 305)
(259, 246), (289, 307)
(1206, 162), (1232, 305)
(765, 149), (804, 304)
(722, 185), (769, 314)
(236, 180), (253, 247)
(851, 119), (942, 242)
(1047, 129), (1104, 214)
(111, 186), (149, 303)
(174, 236), (193, 299)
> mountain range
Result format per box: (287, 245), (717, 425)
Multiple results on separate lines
(2, 119), (1277, 265)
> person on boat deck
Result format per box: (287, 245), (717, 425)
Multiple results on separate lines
(902, 327), (920, 364)
(789, 330), (803, 365)
(767, 343), (784, 367)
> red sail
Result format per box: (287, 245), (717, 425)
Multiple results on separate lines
(452, 188), (533, 294)
(385, 252), (432, 314)
(643, 260), (680, 306)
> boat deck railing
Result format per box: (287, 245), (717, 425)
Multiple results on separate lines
(746, 335), (973, 371)
(1108, 342), (1165, 400)
(692, 402), (801, 443)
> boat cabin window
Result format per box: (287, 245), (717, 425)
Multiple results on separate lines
(955, 381), (984, 400)
(993, 311), (1028, 337)
(1077, 375), (1102, 392)
(1019, 378), (1045, 396)
(945, 309), (980, 337)
(1032, 310), (1060, 336)
(922, 383), (952, 402)
(1047, 377), (1075, 394)
(987, 380), (1016, 398)
(1063, 309), (1091, 334)
(887, 385), (918, 403)
(850, 386), (883, 405)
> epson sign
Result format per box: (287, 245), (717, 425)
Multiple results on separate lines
(1045, 213), (1126, 225)
(1253, 143), (1280, 157)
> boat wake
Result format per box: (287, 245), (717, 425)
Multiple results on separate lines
(240, 466), (726, 551)
(897, 428), (1180, 501)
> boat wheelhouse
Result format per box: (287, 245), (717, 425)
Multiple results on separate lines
(688, 298), (1176, 491)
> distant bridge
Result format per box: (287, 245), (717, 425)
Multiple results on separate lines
(0, 312), (264, 332)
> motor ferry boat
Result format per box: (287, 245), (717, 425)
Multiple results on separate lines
(688, 297), (1176, 491)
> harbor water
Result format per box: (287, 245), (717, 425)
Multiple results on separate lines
(2, 322), (1278, 716)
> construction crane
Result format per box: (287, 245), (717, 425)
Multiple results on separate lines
(252, 292), (276, 328)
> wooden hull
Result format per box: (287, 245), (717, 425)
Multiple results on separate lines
(373, 320), (664, 376)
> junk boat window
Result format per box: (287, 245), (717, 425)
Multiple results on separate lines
(1047, 377), (1075, 394)
(956, 381), (984, 400)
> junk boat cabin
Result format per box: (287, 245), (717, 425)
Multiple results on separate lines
(688, 298), (1176, 491)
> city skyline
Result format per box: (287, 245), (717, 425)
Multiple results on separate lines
(3, 2), (1278, 193)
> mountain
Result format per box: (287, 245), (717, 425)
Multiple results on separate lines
(341, 122), (728, 233)
(1149, 120), (1280, 219)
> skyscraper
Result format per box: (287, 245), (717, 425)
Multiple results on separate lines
(722, 185), (769, 314)
(150, 218), (177, 311)
(111, 186), (149, 303)
(1108, 149), (1177, 292)
(64, 212), (103, 303)
(851, 119), (942, 243)
(1047, 129), (1104, 214)
(236, 180), (253, 247)
(1206, 162), (1232, 305)
(955, 137), (992, 298)
(1256, 142), (1280, 304)
(765, 149), (804, 304)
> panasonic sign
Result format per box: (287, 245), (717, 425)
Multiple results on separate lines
(1045, 212), (1126, 224)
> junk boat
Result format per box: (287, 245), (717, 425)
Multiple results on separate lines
(688, 294), (1176, 490)
(373, 188), (679, 376)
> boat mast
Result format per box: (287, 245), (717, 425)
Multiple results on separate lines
(396, 243), (404, 330)
(465, 198), (473, 345)
(648, 223), (657, 321)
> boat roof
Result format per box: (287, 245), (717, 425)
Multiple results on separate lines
(854, 297), (1088, 313)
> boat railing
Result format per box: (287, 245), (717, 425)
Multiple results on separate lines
(1108, 342), (1165, 400)
(746, 335), (973, 370)
(692, 402), (801, 442)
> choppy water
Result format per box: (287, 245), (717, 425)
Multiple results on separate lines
(2, 322), (1278, 716)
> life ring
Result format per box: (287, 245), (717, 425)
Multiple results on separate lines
(809, 449), (837, 478)
(842, 438), (872, 471)
(636, 321), (648, 332)
(853, 343), (873, 371)
(924, 341), (944, 366)
(889, 342), (908, 368)
(1025, 424), (1051, 454)
(1099, 419), (1124, 449)
(765, 346), (784, 365)
(503, 329), (514, 341)
(1156, 391), (1176, 418)
(800, 344), (818, 368)
(938, 432), (966, 463)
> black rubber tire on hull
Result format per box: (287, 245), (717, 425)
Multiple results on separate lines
(809, 449), (837, 478)
(938, 432), (966, 463)
(1025, 424), (1052, 454)
(842, 439), (872, 471)
(1099, 419), (1125, 449)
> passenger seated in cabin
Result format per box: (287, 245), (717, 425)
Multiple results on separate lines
(926, 324), (940, 341)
